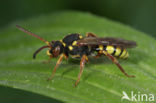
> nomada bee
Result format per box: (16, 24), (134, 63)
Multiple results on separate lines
(16, 25), (137, 87)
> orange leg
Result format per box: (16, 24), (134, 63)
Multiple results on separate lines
(75, 55), (87, 87)
(101, 50), (135, 77)
(86, 32), (97, 37)
(47, 54), (64, 81)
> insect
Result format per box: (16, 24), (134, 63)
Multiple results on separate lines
(16, 25), (137, 87)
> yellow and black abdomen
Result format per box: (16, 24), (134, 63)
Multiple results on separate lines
(98, 45), (129, 59)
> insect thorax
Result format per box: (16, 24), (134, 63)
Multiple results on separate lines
(60, 33), (90, 58)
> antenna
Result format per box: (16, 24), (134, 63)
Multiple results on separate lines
(33, 45), (50, 59)
(16, 25), (49, 45)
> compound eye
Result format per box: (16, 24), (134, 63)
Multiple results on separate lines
(52, 46), (60, 57)
(46, 50), (51, 56)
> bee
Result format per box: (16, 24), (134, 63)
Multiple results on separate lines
(16, 25), (137, 87)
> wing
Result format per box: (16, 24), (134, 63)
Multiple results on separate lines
(77, 37), (137, 48)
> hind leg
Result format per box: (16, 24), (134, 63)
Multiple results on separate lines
(75, 55), (87, 87)
(100, 50), (135, 77)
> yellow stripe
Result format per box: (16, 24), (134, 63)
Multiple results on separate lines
(79, 35), (83, 39)
(85, 56), (88, 61)
(63, 43), (66, 47)
(46, 41), (50, 45)
(68, 46), (73, 50)
(71, 54), (80, 58)
(106, 45), (115, 54)
(123, 51), (129, 59)
(46, 50), (51, 56)
(60, 40), (63, 42)
(72, 41), (77, 46)
(60, 39), (66, 47)
(114, 47), (121, 56)
(120, 49), (127, 58)
(99, 45), (103, 50)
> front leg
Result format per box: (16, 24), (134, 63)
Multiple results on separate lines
(47, 54), (64, 81)
(75, 55), (87, 87)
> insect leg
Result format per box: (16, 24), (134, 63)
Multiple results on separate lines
(101, 50), (135, 78)
(75, 55), (87, 87)
(86, 32), (97, 37)
(47, 54), (64, 81)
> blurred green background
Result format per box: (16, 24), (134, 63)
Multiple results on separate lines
(0, 0), (156, 103)
(1, 0), (156, 37)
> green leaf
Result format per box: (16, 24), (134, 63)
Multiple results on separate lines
(0, 11), (156, 103)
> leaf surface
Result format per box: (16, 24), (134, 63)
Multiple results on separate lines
(0, 11), (156, 103)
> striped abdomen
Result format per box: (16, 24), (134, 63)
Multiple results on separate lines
(97, 45), (129, 59)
